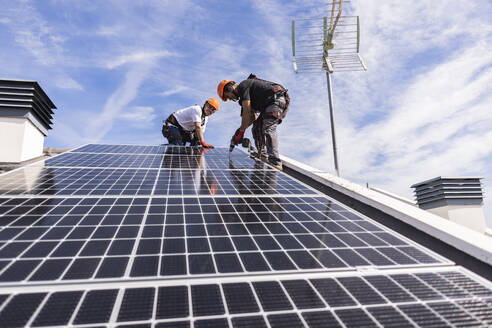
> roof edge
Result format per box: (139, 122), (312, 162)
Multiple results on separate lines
(280, 154), (492, 266)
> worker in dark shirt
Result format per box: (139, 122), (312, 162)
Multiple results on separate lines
(217, 75), (289, 169)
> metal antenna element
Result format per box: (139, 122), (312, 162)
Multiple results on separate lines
(292, 1), (367, 177)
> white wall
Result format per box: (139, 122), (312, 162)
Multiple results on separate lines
(0, 117), (44, 162)
(20, 118), (45, 161)
(427, 205), (487, 234)
(448, 206), (487, 234)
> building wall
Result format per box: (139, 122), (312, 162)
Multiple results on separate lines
(20, 118), (45, 161)
(0, 117), (44, 162)
(427, 205), (486, 233)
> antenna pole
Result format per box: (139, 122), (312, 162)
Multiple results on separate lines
(326, 71), (340, 177)
(292, 2), (366, 177)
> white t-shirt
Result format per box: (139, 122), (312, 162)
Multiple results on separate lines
(172, 105), (208, 132)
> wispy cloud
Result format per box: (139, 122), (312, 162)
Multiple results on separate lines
(105, 50), (175, 69)
(0, 1), (84, 91)
(95, 25), (123, 37)
(0, 1), (64, 66)
(84, 62), (155, 141)
(161, 86), (189, 97)
(119, 106), (156, 127)
(54, 75), (84, 90)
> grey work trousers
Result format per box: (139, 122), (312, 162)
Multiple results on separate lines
(262, 95), (287, 165)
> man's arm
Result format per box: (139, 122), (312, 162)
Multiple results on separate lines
(239, 100), (255, 131)
(194, 122), (205, 143)
(231, 100), (257, 145)
(195, 122), (213, 148)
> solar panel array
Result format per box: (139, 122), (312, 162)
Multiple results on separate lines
(0, 144), (491, 327)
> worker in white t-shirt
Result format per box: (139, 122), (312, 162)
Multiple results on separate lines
(162, 98), (219, 148)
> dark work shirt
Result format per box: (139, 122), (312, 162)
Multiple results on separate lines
(237, 79), (281, 113)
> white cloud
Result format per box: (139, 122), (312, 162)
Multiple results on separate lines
(105, 50), (175, 69)
(119, 106), (156, 127)
(96, 25), (123, 36)
(161, 86), (189, 97)
(54, 76), (84, 90)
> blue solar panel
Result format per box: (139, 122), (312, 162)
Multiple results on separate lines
(0, 144), (490, 327)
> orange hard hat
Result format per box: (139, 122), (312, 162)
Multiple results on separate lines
(217, 80), (234, 101)
(206, 97), (220, 111)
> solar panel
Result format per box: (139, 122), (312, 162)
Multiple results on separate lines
(0, 168), (311, 195)
(0, 143), (491, 327)
(0, 270), (490, 327)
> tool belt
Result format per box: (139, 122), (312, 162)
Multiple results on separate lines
(263, 87), (290, 121)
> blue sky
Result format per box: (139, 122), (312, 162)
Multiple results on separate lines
(1, 0), (492, 226)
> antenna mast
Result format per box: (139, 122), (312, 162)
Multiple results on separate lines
(292, 0), (367, 176)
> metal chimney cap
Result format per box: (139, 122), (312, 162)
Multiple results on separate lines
(411, 176), (482, 188)
(411, 176), (484, 208)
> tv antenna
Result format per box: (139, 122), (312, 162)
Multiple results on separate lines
(291, 0), (367, 176)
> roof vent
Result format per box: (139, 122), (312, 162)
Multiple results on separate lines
(411, 177), (486, 233)
(0, 79), (57, 163)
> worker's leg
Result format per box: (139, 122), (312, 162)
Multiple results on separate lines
(263, 98), (286, 166)
(164, 125), (184, 146)
(252, 117), (266, 158)
(263, 118), (281, 166)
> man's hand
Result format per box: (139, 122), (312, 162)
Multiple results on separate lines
(201, 141), (214, 149)
(232, 129), (244, 145)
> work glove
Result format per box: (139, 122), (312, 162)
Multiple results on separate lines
(201, 141), (214, 149)
(232, 129), (245, 145)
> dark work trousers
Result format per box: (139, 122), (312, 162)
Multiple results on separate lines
(162, 125), (198, 146)
(162, 125), (183, 145)
(262, 95), (287, 165)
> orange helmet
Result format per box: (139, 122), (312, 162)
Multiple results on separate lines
(206, 97), (220, 111)
(217, 80), (234, 101)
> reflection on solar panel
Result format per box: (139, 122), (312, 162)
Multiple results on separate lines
(0, 169), (311, 196)
(0, 143), (491, 327)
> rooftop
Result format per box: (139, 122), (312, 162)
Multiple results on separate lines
(0, 144), (490, 327)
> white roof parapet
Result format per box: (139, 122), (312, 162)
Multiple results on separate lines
(280, 155), (492, 266)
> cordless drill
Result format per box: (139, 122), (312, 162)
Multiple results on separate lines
(230, 128), (242, 152)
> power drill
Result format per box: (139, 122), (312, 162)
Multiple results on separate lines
(229, 132), (251, 152)
(230, 129), (242, 152)
(230, 138), (250, 152)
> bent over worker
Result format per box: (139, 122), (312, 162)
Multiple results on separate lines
(217, 75), (289, 169)
(162, 98), (219, 148)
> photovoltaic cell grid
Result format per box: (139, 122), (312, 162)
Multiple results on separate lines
(75, 144), (239, 155)
(0, 144), (491, 327)
(0, 270), (491, 327)
(76, 144), (168, 154)
(43, 152), (269, 169)
(0, 195), (449, 283)
(0, 167), (312, 196)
